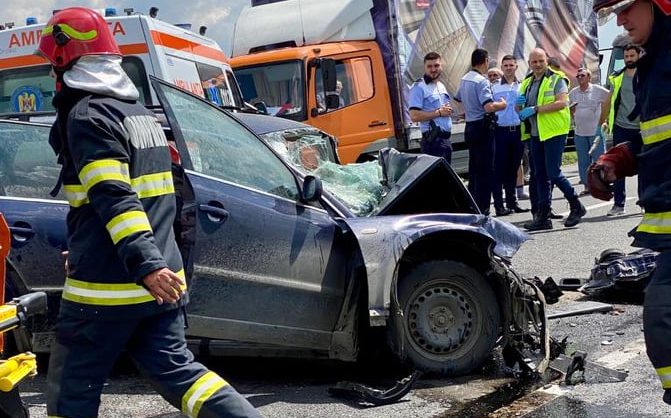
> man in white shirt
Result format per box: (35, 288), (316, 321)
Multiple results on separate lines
(569, 67), (610, 195)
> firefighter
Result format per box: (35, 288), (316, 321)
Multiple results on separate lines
(591, 0), (671, 405)
(38, 8), (261, 417)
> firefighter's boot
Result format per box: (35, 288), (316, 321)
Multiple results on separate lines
(564, 196), (586, 227)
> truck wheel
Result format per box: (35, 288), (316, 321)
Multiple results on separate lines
(393, 260), (500, 376)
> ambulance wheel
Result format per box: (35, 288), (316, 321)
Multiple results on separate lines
(393, 260), (500, 376)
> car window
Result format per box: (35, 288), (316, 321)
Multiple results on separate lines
(159, 84), (300, 200)
(0, 122), (61, 199)
(315, 57), (374, 112)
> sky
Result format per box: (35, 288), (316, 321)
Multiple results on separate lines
(1, 0), (625, 57)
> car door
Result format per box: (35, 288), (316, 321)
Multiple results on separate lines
(152, 78), (351, 351)
(0, 121), (69, 294)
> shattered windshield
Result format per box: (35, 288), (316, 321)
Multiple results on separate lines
(262, 130), (384, 216)
(235, 61), (306, 121)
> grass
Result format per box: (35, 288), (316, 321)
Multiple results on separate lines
(562, 151), (578, 166)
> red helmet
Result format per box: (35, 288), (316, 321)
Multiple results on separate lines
(593, 0), (671, 15)
(37, 7), (121, 70)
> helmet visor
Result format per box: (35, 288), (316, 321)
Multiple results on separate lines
(596, 0), (636, 25)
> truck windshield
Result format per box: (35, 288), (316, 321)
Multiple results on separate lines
(0, 58), (151, 114)
(235, 61), (305, 121)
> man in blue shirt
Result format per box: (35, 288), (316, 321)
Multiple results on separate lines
(455, 48), (507, 215)
(409, 52), (453, 163)
(491, 55), (529, 216)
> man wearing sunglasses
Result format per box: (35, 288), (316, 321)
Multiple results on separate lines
(602, 44), (643, 216)
(592, 0), (671, 405)
(569, 67), (609, 196)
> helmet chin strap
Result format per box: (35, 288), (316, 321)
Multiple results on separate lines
(54, 69), (64, 92)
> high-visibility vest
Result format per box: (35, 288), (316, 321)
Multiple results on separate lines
(519, 69), (570, 141)
(607, 70), (625, 132)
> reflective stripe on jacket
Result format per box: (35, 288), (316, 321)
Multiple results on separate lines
(519, 69), (570, 141)
(54, 95), (187, 319)
(629, 40), (671, 250)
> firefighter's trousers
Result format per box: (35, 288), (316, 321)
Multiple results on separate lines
(46, 307), (262, 418)
(644, 250), (671, 390)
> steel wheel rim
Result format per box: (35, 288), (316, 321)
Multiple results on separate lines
(404, 278), (482, 361)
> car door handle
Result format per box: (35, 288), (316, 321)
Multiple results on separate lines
(9, 226), (35, 242)
(199, 204), (229, 223)
(368, 120), (387, 127)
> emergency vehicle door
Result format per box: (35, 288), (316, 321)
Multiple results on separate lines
(151, 78), (350, 350)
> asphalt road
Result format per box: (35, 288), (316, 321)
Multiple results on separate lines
(22, 165), (667, 418)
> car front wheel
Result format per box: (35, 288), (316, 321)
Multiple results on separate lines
(393, 260), (500, 375)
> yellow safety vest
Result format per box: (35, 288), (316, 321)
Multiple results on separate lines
(607, 71), (624, 132)
(519, 70), (570, 142)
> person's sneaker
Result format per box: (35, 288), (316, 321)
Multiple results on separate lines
(606, 205), (625, 217)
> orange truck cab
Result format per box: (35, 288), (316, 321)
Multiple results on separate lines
(0, 8), (245, 114)
(231, 0), (417, 164)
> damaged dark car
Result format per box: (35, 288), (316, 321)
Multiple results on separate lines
(0, 77), (550, 377)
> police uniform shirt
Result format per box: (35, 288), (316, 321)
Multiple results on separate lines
(408, 76), (453, 133)
(492, 78), (521, 127)
(454, 70), (493, 122)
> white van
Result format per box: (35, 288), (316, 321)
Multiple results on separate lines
(0, 10), (243, 113)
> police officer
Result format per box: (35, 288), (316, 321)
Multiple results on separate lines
(409, 52), (453, 163)
(455, 48), (507, 214)
(517, 48), (586, 230)
(591, 0), (671, 405)
(602, 44), (643, 216)
(491, 55), (529, 216)
(38, 8), (261, 417)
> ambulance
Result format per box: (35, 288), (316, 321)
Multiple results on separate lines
(0, 8), (244, 114)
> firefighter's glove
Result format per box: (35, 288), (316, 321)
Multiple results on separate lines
(587, 164), (613, 201)
(516, 94), (527, 107)
(519, 106), (536, 121)
(142, 268), (186, 305)
(599, 142), (637, 178)
(587, 142), (637, 201)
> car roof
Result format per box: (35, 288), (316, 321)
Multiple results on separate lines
(233, 112), (319, 136)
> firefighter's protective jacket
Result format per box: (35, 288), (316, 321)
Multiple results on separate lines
(53, 94), (187, 320)
(631, 10), (671, 251)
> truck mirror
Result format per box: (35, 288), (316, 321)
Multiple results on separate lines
(320, 59), (340, 110)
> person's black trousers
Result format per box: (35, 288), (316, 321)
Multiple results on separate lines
(47, 308), (262, 418)
(465, 119), (495, 214)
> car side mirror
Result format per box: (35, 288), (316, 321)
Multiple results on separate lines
(301, 175), (322, 203)
(251, 100), (268, 114)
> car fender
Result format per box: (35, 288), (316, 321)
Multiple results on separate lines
(343, 213), (528, 324)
